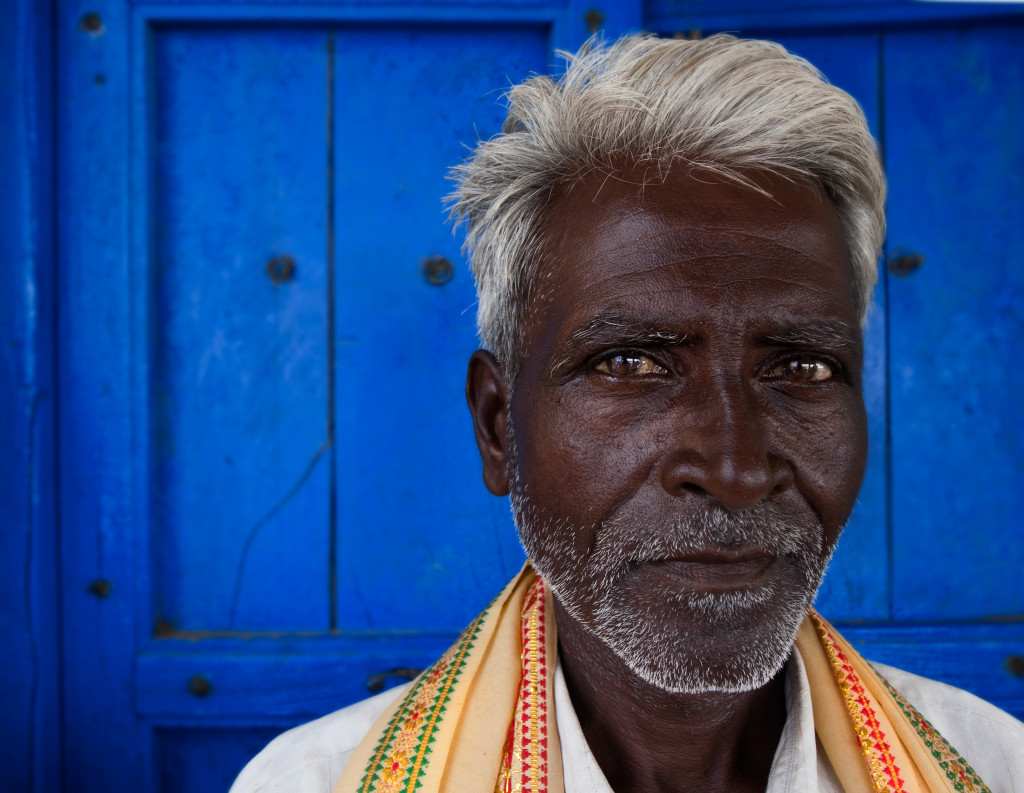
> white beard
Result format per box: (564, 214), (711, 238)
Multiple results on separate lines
(509, 461), (835, 694)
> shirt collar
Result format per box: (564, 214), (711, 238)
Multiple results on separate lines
(554, 648), (825, 793)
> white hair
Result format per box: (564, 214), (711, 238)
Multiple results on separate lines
(449, 33), (886, 380)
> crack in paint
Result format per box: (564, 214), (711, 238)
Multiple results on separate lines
(228, 439), (332, 628)
(24, 388), (41, 793)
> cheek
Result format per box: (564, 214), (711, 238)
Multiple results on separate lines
(775, 396), (868, 537)
(513, 389), (659, 524)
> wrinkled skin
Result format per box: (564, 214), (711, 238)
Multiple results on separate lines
(467, 166), (868, 793)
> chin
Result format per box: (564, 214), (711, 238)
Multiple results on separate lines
(589, 569), (826, 695)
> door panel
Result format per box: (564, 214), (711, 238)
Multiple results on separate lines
(156, 728), (282, 793)
(885, 25), (1024, 620)
(60, 5), (575, 790)
(331, 25), (546, 632)
(154, 27), (333, 632)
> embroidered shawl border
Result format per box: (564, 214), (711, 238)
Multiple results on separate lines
(352, 573), (989, 793)
(357, 609), (488, 793)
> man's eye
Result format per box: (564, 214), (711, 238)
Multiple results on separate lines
(595, 354), (668, 377)
(770, 359), (835, 383)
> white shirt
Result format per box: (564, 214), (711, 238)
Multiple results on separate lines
(231, 649), (1024, 793)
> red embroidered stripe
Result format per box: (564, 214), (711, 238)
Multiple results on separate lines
(811, 614), (906, 792)
(497, 578), (550, 793)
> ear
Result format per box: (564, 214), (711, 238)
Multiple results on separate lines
(466, 349), (511, 496)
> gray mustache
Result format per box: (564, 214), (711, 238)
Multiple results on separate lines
(591, 501), (823, 579)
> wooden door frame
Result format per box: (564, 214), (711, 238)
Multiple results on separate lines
(1, 0), (61, 791)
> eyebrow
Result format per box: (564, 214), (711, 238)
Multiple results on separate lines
(550, 313), (695, 375)
(758, 319), (859, 350)
(566, 314), (695, 349)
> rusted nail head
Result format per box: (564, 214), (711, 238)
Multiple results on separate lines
(422, 255), (454, 286)
(265, 254), (296, 285)
(88, 579), (112, 599)
(889, 251), (925, 277)
(584, 9), (605, 33)
(1006, 655), (1024, 678)
(79, 12), (104, 34)
(188, 675), (213, 697)
(366, 667), (423, 693)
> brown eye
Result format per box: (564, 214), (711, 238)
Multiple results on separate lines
(595, 354), (668, 377)
(773, 359), (834, 383)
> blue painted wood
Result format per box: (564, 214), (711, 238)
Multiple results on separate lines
(140, 0), (564, 6)
(756, 31), (891, 622)
(131, 3), (569, 22)
(153, 27), (333, 632)
(0, 0), (61, 791)
(645, 0), (1024, 35)
(157, 728), (284, 793)
(556, 0), (645, 50)
(331, 25), (547, 632)
(58, 0), (153, 790)
(57, 8), (613, 789)
(885, 24), (1024, 620)
(136, 635), (456, 721)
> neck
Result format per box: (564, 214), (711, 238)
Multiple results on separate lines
(554, 598), (788, 793)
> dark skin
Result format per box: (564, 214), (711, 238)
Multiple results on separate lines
(467, 166), (868, 793)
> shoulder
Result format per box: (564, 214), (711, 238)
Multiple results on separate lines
(230, 683), (411, 793)
(873, 661), (1024, 791)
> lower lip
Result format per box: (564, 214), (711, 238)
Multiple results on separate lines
(640, 557), (775, 593)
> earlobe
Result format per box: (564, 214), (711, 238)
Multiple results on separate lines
(466, 349), (511, 496)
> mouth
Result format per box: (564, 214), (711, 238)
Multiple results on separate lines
(637, 551), (776, 593)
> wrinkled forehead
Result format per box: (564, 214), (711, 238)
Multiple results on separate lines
(525, 164), (857, 329)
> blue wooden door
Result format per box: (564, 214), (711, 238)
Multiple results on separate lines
(54, 2), (642, 791)
(31, 2), (1024, 792)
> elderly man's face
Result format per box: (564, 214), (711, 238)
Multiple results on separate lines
(505, 167), (867, 693)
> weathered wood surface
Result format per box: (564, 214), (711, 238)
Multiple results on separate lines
(0, 1), (60, 791)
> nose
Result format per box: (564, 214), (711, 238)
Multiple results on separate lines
(659, 379), (793, 512)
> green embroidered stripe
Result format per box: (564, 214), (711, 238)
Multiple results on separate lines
(358, 608), (488, 793)
(358, 700), (415, 793)
(870, 665), (991, 793)
(402, 614), (483, 793)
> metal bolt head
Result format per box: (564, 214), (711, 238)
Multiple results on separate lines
(584, 8), (605, 33)
(889, 250), (925, 277)
(366, 667), (423, 693)
(187, 675), (213, 698)
(266, 254), (296, 285)
(1006, 654), (1024, 678)
(79, 12), (104, 34)
(422, 255), (454, 286)
(88, 579), (111, 599)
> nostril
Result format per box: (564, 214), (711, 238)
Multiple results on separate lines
(768, 456), (795, 495)
(681, 482), (705, 496)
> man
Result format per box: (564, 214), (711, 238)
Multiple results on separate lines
(233, 34), (1024, 793)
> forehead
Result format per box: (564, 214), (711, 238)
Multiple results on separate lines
(528, 166), (858, 346)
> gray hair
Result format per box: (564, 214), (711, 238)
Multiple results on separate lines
(449, 33), (886, 380)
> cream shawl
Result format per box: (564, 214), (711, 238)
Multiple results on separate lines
(336, 567), (989, 793)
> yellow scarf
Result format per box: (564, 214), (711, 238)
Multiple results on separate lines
(336, 567), (989, 793)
